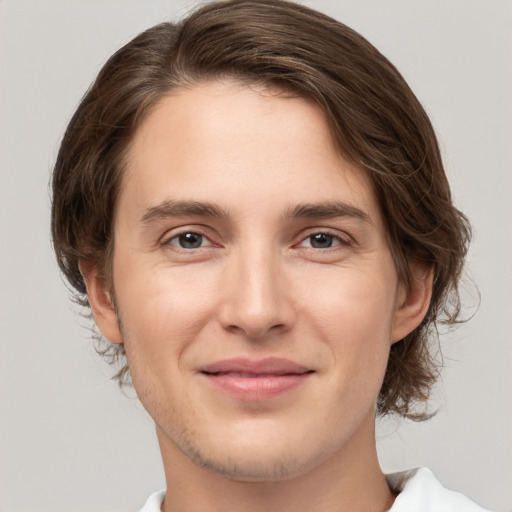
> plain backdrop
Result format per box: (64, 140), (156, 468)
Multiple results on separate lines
(0, 1), (511, 511)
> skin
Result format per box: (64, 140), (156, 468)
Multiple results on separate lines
(84, 80), (432, 512)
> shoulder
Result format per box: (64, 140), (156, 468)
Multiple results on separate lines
(387, 467), (492, 512)
(138, 490), (165, 512)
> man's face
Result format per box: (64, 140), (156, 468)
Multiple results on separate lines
(96, 80), (413, 481)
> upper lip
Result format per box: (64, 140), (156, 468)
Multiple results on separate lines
(200, 357), (312, 375)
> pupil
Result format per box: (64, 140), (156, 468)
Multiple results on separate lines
(310, 233), (333, 248)
(179, 233), (202, 248)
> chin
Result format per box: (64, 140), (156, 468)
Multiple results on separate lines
(194, 452), (309, 483)
(178, 433), (318, 483)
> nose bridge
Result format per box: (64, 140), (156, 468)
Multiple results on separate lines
(220, 239), (293, 339)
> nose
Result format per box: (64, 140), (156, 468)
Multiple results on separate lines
(218, 246), (296, 340)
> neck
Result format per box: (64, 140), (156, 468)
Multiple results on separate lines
(157, 413), (396, 512)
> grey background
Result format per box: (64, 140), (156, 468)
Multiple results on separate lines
(0, 1), (511, 511)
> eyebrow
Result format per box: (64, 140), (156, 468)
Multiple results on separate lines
(140, 200), (229, 224)
(140, 199), (371, 225)
(284, 201), (372, 224)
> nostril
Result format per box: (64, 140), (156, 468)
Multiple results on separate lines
(217, 284), (296, 340)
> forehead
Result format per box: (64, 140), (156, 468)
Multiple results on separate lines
(119, 79), (380, 224)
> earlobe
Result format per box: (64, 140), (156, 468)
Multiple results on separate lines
(391, 263), (433, 344)
(79, 260), (123, 344)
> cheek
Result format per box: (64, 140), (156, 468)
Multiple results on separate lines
(113, 260), (219, 366)
(301, 266), (397, 337)
(299, 266), (397, 387)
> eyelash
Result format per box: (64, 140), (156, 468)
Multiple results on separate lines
(161, 228), (353, 252)
(296, 230), (352, 250)
(161, 230), (214, 250)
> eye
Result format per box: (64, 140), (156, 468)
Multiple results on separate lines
(167, 232), (211, 249)
(298, 232), (346, 249)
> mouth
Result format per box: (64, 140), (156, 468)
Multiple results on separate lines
(199, 357), (315, 400)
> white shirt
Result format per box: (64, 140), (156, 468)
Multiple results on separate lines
(138, 467), (491, 511)
(386, 467), (490, 511)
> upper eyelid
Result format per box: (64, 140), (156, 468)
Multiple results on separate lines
(295, 235), (349, 250)
(160, 224), (212, 237)
(160, 226), (215, 247)
(295, 227), (353, 244)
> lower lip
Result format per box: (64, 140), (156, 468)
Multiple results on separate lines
(202, 373), (312, 400)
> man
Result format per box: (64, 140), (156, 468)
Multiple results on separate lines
(50, 1), (490, 510)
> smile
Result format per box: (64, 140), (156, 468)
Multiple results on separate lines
(199, 357), (314, 400)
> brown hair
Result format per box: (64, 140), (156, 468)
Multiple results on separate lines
(51, 0), (471, 419)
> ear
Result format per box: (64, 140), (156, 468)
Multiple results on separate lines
(80, 260), (123, 344)
(391, 262), (433, 344)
